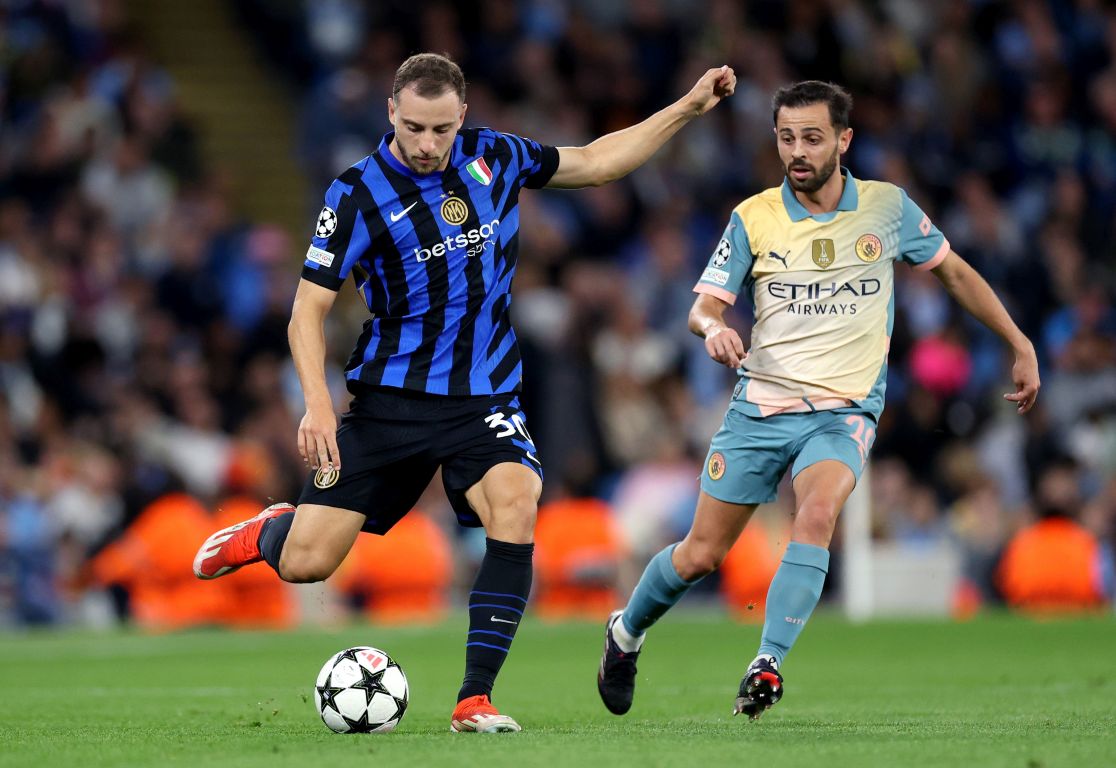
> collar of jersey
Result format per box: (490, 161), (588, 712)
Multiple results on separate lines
(377, 131), (457, 179)
(781, 166), (858, 222)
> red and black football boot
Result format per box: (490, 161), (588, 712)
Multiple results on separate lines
(733, 655), (783, 720)
(193, 502), (294, 579)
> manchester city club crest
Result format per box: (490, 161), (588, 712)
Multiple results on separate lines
(855, 233), (883, 263)
(707, 451), (726, 481)
(314, 465), (340, 489)
(811, 238), (836, 269)
(440, 195), (469, 226)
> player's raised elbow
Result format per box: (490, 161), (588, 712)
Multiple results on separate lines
(687, 307), (705, 336)
(583, 170), (611, 187)
(550, 146), (611, 188)
(583, 152), (619, 186)
(688, 293), (729, 336)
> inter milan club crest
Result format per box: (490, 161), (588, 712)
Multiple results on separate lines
(811, 238), (836, 269)
(314, 464), (340, 489)
(440, 195), (469, 226)
(707, 451), (726, 481)
(316, 207), (338, 239)
(855, 233), (883, 263)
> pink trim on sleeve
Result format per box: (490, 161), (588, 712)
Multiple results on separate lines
(913, 239), (950, 271)
(693, 283), (737, 305)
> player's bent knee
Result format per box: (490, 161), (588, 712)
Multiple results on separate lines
(277, 548), (340, 584)
(675, 542), (727, 581)
(278, 561), (335, 584)
(794, 498), (841, 546)
(485, 495), (537, 543)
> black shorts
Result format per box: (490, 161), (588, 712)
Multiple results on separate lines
(297, 385), (543, 534)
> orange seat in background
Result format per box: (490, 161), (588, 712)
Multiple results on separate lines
(210, 496), (297, 629)
(332, 509), (452, 624)
(90, 492), (226, 629)
(719, 519), (783, 622)
(996, 517), (1106, 614)
(534, 498), (624, 620)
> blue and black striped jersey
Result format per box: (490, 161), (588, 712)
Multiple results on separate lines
(301, 128), (559, 396)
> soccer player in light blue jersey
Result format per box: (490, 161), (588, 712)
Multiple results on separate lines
(599, 81), (1040, 720)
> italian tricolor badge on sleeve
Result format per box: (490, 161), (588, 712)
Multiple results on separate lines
(465, 158), (493, 185)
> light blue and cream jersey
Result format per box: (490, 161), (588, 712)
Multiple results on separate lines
(694, 168), (949, 420)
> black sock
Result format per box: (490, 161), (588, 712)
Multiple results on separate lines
(458, 537), (534, 702)
(258, 511), (295, 574)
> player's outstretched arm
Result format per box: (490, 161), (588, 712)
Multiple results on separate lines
(931, 251), (1040, 414)
(689, 293), (747, 369)
(289, 278), (343, 470)
(546, 65), (736, 189)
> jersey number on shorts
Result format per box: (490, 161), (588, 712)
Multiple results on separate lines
(485, 412), (540, 465)
(485, 412), (535, 444)
(844, 415), (876, 468)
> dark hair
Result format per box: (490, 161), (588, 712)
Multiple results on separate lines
(393, 53), (466, 101)
(771, 81), (853, 130)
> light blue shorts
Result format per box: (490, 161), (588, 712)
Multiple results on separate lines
(700, 407), (877, 505)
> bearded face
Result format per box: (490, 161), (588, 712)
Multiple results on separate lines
(774, 103), (851, 197)
(388, 86), (466, 175)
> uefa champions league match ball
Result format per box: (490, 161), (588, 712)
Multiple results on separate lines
(314, 646), (409, 733)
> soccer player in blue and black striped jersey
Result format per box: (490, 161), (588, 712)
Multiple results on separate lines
(194, 52), (737, 732)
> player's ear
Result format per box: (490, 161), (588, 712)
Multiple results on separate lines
(458, 101), (468, 126)
(388, 97), (396, 125)
(838, 126), (853, 154)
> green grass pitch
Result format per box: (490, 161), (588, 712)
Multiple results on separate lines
(2, 612), (1113, 767)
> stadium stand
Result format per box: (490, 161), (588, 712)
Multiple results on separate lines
(1, 0), (1113, 626)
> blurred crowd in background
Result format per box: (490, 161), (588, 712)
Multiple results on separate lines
(1, 0), (1114, 629)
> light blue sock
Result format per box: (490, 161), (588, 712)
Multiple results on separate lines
(757, 542), (830, 665)
(621, 544), (703, 636)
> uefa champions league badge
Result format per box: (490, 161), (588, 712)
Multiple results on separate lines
(316, 207), (338, 239)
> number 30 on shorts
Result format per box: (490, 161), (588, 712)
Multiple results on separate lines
(484, 411), (540, 466)
(485, 412), (535, 444)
